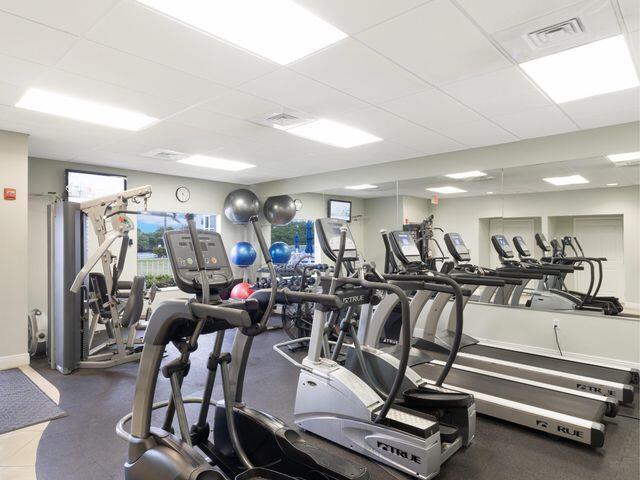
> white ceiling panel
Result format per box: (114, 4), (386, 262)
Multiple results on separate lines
(492, 105), (578, 139)
(619, 0), (640, 31)
(561, 87), (640, 129)
(441, 66), (552, 118)
(198, 90), (281, 120)
(294, 0), (428, 35)
(381, 88), (484, 132)
(0, 0), (118, 35)
(238, 68), (367, 117)
(434, 118), (517, 147)
(291, 38), (427, 103)
(358, 0), (511, 85)
(0, 10), (77, 65)
(0, 53), (47, 89)
(30, 69), (188, 120)
(0, 80), (26, 106)
(86, 0), (278, 86)
(57, 40), (228, 105)
(332, 106), (465, 154)
(455, 0), (583, 34)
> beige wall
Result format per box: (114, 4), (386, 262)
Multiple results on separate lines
(0, 131), (29, 368)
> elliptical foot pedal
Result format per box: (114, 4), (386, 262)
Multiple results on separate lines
(234, 468), (297, 480)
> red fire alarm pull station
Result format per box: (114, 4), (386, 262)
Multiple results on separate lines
(4, 188), (16, 201)
(431, 195), (439, 205)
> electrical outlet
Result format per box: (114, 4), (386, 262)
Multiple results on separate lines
(553, 319), (560, 328)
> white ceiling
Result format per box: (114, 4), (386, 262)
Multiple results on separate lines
(318, 156), (640, 199)
(0, 0), (638, 184)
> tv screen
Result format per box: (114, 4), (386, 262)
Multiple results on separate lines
(66, 170), (127, 203)
(328, 199), (351, 222)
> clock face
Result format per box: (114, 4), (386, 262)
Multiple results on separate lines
(176, 186), (190, 203)
(294, 199), (303, 211)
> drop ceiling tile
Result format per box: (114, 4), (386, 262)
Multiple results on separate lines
(0, 10), (77, 65)
(57, 40), (228, 105)
(381, 88), (484, 131)
(31, 69), (188, 120)
(0, 53), (47, 88)
(0, 0), (118, 35)
(294, 0), (428, 35)
(435, 119), (517, 147)
(238, 68), (367, 117)
(492, 105), (578, 139)
(291, 38), (427, 103)
(455, 0), (583, 34)
(86, 0), (277, 86)
(357, 0), (511, 85)
(561, 87), (640, 129)
(441, 66), (551, 118)
(333, 106), (465, 154)
(619, 0), (640, 32)
(199, 90), (281, 120)
(0, 81), (25, 106)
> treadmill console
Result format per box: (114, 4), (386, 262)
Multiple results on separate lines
(535, 233), (551, 253)
(443, 233), (471, 262)
(389, 231), (422, 264)
(316, 218), (358, 261)
(164, 229), (234, 294)
(491, 234), (514, 259)
(512, 235), (531, 257)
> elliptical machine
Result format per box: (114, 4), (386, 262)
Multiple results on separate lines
(116, 214), (369, 480)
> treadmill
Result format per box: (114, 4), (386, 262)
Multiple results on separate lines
(419, 231), (636, 404)
(357, 230), (620, 447)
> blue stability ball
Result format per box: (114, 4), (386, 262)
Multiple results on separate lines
(269, 242), (291, 264)
(230, 242), (257, 267)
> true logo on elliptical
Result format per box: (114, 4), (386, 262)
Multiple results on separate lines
(376, 442), (421, 464)
(342, 295), (365, 305)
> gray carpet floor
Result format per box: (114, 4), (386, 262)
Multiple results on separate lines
(32, 328), (639, 480)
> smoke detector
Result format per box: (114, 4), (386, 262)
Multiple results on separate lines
(140, 148), (189, 161)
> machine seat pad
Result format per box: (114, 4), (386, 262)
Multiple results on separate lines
(403, 387), (474, 409)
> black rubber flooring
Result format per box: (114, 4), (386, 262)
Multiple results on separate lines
(33, 328), (639, 480)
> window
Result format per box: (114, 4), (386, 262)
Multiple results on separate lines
(270, 219), (317, 264)
(137, 211), (218, 287)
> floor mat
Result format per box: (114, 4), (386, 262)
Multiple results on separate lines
(0, 368), (66, 434)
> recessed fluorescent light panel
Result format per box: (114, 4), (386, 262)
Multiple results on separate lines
(607, 151), (640, 163)
(286, 119), (382, 148)
(445, 170), (487, 179)
(178, 155), (255, 171)
(136, 0), (347, 65)
(345, 184), (378, 190)
(520, 35), (639, 103)
(486, 191), (494, 195)
(606, 183), (618, 186)
(543, 175), (589, 186)
(426, 186), (467, 194)
(15, 88), (157, 131)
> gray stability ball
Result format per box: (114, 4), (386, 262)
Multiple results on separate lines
(224, 189), (260, 224)
(263, 195), (296, 226)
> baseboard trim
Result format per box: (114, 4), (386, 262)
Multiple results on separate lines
(0, 353), (30, 371)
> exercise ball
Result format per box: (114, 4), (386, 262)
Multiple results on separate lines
(230, 282), (254, 300)
(224, 189), (260, 224)
(263, 195), (296, 226)
(230, 242), (257, 267)
(269, 242), (291, 264)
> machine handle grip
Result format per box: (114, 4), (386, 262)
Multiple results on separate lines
(281, 288), (344, 309)
(189, 303), (252, 328)
(185, 214), (206, 271)
(451, 275), (506, 287)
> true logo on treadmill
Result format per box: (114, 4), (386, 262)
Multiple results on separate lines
(576, 383), (603, 395)
(557, 426), (584, 438)
(376, 442), (421, 464)
(536, 420), (549, 428)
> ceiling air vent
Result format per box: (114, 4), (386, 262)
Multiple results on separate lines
(140, 148), (189, 161)
(527, 18), (585, 48)
(250, 109), (312, 130)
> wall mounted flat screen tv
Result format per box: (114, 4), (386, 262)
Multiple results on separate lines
(328, 199), (352, 222)
(65, 169), (127, 203)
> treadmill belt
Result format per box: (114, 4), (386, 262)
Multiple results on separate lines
(412, 362), (606, 422)
(463, 344), (632, 384)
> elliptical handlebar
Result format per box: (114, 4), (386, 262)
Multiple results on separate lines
(249, 215), (278, 330)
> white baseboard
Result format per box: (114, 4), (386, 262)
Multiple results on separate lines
(0, 352), (30, 371)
